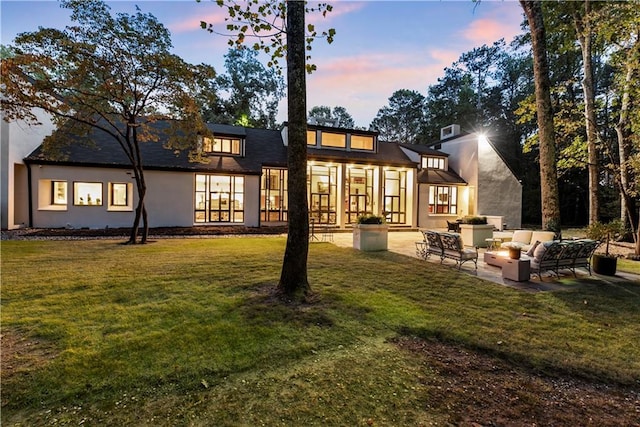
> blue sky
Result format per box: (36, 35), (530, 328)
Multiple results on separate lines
(1, 0), (525, 127)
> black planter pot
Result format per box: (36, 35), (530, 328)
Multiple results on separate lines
(592, 254), (617, 276)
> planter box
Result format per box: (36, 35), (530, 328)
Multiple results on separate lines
(459, 224), (494, 247)
(592, 254), (617, 276)
(353, 224), (388, 251)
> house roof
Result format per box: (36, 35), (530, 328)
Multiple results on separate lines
(398, 143), (448, 157)
(24, 122), (286, 175)
(24, 121), (415, 172)
(308, 141), (415, 167)
(416, 168), (467, 185)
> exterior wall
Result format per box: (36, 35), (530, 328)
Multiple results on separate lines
(29, 165), (262, 229)
(438, 134), (480, 213)
(437, 134), (522, 229)
(476, 137), (522, 229)
(1, 110), (55, 229)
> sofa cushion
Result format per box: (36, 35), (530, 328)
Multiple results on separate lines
(511, 230), (533, 245)
(529, 231), (555, 245)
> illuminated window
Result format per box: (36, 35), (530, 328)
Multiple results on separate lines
(110, 183), (128, 206)
(350, 135), (374, 151)
(422, 156), (445, 170)
(194, 174), (244, 223)
(307, 130), (317, 146)
(383, 169), (407, 224)
(428, 185), (458, 214)
(74, 182), (103, 206)
(202, 136), (242, 155)
(261, 168), (288, 222)
(51, 181), (67, 205)
(308, 164), (338, 224)
(320, 132), (346, 148)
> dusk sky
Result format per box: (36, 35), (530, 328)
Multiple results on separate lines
(1, 0), (525, 127)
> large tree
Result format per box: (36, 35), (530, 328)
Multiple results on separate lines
(370, 89), (427, 143)
(205, 46), (285, 128)
(201, 0), (334, 299)
(308, 105), (355, 128)
(2, 0), (216, 243)
(519, 0), (562, 234)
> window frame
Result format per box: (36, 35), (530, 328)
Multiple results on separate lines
(202, 136), (243, 155)
(73, 181), (103, 206)
(428, 185), (458, 214)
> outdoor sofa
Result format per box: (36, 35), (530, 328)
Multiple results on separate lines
(416, 230), (478, 270)
(500, 230), (556, 252)
(526, 239), (600, 278)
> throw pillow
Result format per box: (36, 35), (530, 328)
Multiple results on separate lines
(533, 241), (548, 260)
(526, 240), (540, 257)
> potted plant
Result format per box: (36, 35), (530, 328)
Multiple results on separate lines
(586, 220), (625, 276)
(353, 214), (388, 251)
(502, 241), (524, 260)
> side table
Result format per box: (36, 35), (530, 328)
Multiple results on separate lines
(502, 257), (530, 281)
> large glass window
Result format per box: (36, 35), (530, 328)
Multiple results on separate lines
(320, 132), (346, 148)
(308, 164), (338, 224)
(74, 182), (103, 206)
(345, 167), (374, 223)
(194, 174), (244, 223)
(428, 185), (458, 214)
(261, 168), (288, 222)
(383, 169), (407, 224)
(350, 135), (374, 151)
(52, 181), (67, 205)
(202, 136), (242, 155)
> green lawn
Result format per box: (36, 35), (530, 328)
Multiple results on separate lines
(2, 238), (639, 425)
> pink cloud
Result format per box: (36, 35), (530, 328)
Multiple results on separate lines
(462, 18), (514, 45)
(169, 11), (228, 34)
(301, 54), (447, 125)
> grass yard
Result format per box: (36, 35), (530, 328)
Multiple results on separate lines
(2, 237), (639, 426)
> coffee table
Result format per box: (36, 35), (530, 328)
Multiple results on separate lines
(484, 251), (531, 282)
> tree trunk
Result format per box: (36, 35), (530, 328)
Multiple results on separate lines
(573, 0), (599, 225)
(614, 57), (638, 254)
(278, 0), (310, 299)
(520, 0), (562, 234)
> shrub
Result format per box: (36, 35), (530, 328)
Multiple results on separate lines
(461, 215), (487, 225)
(356, 214), (385, 224)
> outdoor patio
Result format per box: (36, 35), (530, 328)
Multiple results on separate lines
(329, 230), (640, 292)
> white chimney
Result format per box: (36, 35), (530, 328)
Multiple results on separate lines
(440, 124), (460, 140)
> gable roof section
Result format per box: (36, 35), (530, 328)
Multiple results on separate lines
(308, 141), (415, 167)
(399, 143), (448, 157)
(416, 168), (467, 185)
(426, 129), (521, 181)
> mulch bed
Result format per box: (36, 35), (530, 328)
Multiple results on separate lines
(394, 336), (640, 426)
(1, 225), (288, 240)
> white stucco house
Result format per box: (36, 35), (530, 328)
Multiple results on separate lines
(2, 120), (522, 231)
(1, 109), (55, 230)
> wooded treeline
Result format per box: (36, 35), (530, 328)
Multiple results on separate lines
(364, 1), (640, 232)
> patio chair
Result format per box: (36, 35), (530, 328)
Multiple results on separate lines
(446, 220), (460, 233)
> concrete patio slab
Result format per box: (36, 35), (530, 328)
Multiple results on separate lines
(327, 230), (640, 292)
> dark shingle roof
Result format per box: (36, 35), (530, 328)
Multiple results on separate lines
(399, 143), (448, 157)
(25, 121), (419, 172)
(416, 168), (467, 185)
(308, 142), (415, 167)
